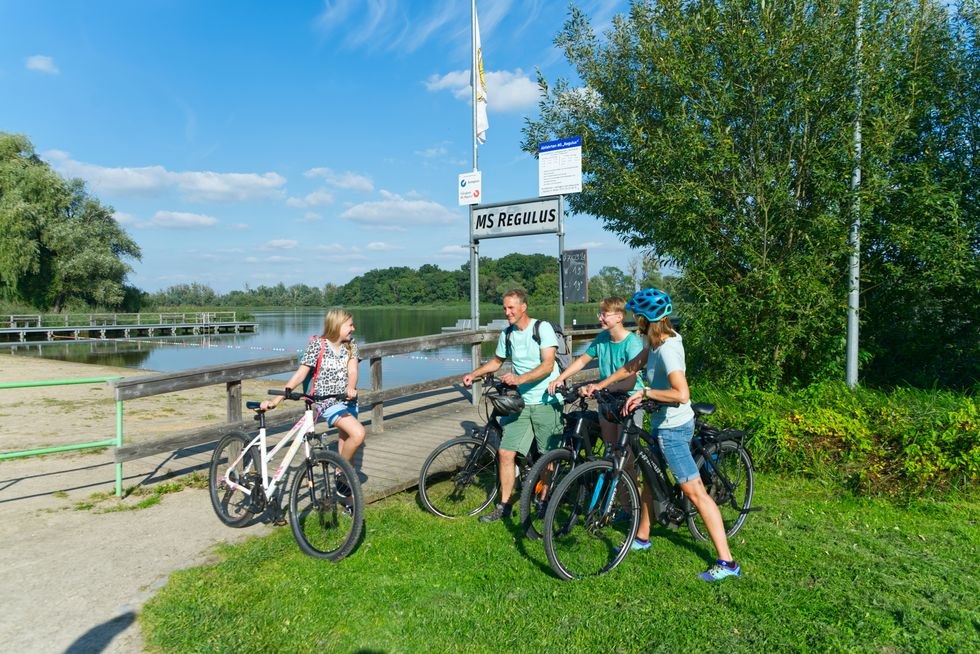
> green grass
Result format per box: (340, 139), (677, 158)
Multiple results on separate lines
(141, 474), (979, 653)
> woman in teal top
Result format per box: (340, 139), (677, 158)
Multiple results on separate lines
(548, 296), (644, 449)
(588, 289), (741, 582)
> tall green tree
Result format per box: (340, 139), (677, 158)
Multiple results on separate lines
(0, 133), (141, 310)
(524, 0), (976, 387)
(858, 1), (978, 387)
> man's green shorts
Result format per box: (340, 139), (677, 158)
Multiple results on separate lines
(499, 402), (563, 455)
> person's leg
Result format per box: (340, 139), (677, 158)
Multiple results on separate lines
(497, 448), (517, 503)
(332, 414), (365, 462)
(481, 411), (533, 521)
(658, 419), (739, 578)
(529, 403), (564, 498)
(679, 477), (732, 561)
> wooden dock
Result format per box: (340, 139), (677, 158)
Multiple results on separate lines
(0, 311), (256, 344)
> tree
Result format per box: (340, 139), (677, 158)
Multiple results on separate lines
(588, 266), (632, 299)
(857, 2), (979, 388)
(523, 0), (975, 388)
(0, 133), (141, 310)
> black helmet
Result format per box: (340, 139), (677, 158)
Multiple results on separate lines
(489, 387), (525, 416)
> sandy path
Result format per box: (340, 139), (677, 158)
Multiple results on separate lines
(0, 353), (277, 653)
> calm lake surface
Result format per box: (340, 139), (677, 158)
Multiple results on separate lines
(4, 306), (598, 388)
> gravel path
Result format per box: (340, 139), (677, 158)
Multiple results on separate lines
(0, 354), (274, 653)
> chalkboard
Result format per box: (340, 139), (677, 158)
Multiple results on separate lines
(562, 249), (588, 304)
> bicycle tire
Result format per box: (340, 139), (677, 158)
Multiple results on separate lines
(418, 436), (498, 518)
(519, 448), (576, 541)
(543, 459), (640, 581)
(208, 432), (258, 528)
(289, 450), (364, 561)
(687, 440), (755, 541)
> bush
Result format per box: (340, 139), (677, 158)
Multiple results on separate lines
(694, 380), (977, 499)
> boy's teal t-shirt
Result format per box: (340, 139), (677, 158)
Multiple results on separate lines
(585, 330), (645, 391)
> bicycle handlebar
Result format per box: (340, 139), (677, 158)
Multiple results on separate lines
(268, 389), (350, 403)
(592, 388), (679, 420)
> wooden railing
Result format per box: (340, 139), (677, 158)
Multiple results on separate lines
(108, 325), (604, 464)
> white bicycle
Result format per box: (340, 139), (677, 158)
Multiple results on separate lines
(208, 389), (364, 561)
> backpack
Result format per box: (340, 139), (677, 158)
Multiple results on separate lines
(505, 319), (572, 373)
(301, 336), (326, 395)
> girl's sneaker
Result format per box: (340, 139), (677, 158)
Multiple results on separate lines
(698, 559), (741, 582)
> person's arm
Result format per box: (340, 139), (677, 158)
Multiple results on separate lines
(346, 354), (358, 400)
(585, 347), (649, 395)
(501, 347), (556, 387)
(261, 365), (310, 410)
(625, 369), (689, 413)
(462, 356), (504, 387)
(547, 352), (593, 395)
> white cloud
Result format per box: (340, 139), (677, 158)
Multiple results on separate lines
(113, 211), (136, 225)
(425, 68), (540, 111)
(150, 211), (219, 228)
(42, 150), (286, 202)
(414, 145), (448, 159)
(25, 55), (59, 74)
(286, 189), (334, 208)
(315, 1), (461, 53)
(245, 255), (301, 264)
(266, 239), (299, 249)
(340, 190), (459, 227)
(366, 241), (402, 251)
(304, 167), (374, 192)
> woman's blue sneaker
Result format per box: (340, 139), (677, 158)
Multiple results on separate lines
(698, 560), (741, 581)
(630, 537), (651, 551)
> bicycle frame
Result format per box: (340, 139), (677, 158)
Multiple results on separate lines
(222, 401), (322, 501)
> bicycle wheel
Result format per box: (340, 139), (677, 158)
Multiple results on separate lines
(418, 436), (498, 518)
(519, 448), (575, 541)
(543, 459), (640, 580)
(687, 441), (755, 541)
(289, 450), (364, 561)
(208, 432), (258, 527)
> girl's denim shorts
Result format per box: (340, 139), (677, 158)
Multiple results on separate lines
(653, 418), (699, 484)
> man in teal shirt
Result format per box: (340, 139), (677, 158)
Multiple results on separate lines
(462, 289), (563, 523)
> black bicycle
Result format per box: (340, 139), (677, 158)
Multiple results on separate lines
(418, 375), (541, 518)
(518, 380), (603, 540)
(542, 390), (756, 580)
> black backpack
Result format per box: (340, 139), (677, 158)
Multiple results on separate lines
(505, 319), (572, 372)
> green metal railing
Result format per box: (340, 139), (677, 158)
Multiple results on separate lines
(0, 376), (125, 496)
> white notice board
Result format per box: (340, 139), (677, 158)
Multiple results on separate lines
(538, 136), (582, 196)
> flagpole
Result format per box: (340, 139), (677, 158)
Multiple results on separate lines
(469, 0), (481, 396)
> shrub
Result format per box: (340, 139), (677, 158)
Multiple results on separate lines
(693, 380), (977, 499)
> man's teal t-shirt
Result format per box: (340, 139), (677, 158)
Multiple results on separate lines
(585, 330), (645, 391)
(495, 319), (561, 405)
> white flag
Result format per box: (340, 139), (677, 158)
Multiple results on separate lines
(474, 8), (489, 144)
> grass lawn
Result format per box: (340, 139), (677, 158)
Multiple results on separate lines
(141, 473), (979, 653)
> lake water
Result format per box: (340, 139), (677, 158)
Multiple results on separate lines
(3, 306), (598, 388)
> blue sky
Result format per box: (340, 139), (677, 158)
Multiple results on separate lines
(0, 1), (637, 294)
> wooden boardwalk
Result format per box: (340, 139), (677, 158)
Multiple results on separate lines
(332, 385), (480, 503)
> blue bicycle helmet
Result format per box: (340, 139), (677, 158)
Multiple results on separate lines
(626, 288), (672, 322)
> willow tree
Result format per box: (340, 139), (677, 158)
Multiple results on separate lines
(524, 0), (976, 387)
(0, 133), (141, 310)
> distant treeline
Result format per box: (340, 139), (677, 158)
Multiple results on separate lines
(144, 253), (662, 308)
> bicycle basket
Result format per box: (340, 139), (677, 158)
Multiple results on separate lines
(598, 393), (628, 423)
(488, 387), (525, 416)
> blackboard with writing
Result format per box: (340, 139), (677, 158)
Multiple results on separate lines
(561, 249), (588, 304)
